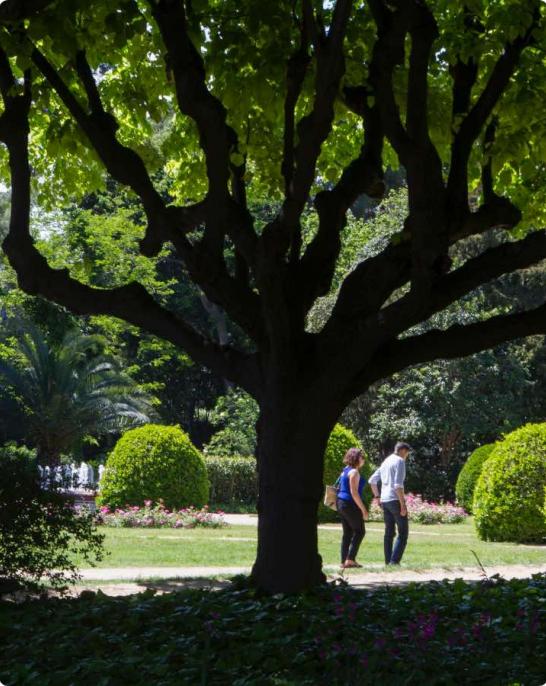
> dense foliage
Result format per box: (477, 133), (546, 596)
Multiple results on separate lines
(1, 575), (545, 685)
(205, 455), (257, 509)
(473, 424), (546, 543)
(0, 321), (152, 464)
(98, 502), (225, 529)
(203, 390), (258, 457)
(98, 425), (209, 510)
(455, 443), (496, 513)
(0, 444), (103, 591)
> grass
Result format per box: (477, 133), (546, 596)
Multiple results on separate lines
(76, 518), (546, 573)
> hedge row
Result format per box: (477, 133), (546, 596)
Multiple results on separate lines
(99, 424), (365, 513)
(204, 455), (257, 506)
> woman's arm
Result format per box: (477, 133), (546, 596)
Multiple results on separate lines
(349, 469), (368, 520)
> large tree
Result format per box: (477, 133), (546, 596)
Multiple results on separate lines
(0, 0), (546, 591)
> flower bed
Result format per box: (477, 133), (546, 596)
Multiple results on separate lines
(369, 493), (467, 524)
(98, 501), (226, 528)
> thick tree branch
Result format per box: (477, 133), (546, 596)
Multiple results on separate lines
(31, 45), (263, 342)
(374, 229), (546, 344)
(0, 56), (259, 393)
(368, 0), (412, 162)
(296, 96), (385, 311)
(148, 0), (257, 272)
(282, 6), (311, 200)
(32, 47), (168, 223)
(275, 0), (353, 236)
(447, 7), (539, 210)
(320, 194), (524, 339)
(370, 300), (546, 385)
(406, 2), (437, 144)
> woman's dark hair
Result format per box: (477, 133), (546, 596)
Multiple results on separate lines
(343, 448), (364, 468)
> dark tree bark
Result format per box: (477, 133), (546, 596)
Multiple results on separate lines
(0, 0), (545, 592)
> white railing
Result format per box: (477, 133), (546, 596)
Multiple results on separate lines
(38, 462), (105, 491)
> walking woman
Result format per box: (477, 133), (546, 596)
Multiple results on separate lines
(336, 448), (369, 569)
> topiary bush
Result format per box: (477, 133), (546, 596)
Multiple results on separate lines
(319, 424), (373, 522)
(205, 455), (257, 508)
(98, 425), (209, 510)
(455, 443), (496, 513)
(473, 423), (546, 543)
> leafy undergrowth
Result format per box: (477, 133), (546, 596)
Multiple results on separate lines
(1, 575), (545, 685)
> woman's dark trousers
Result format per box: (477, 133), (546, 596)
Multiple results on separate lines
(382, 500), (409, 564)
(337, 499), (365, 562)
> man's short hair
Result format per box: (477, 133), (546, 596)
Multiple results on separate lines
(394, 442), (411, 454)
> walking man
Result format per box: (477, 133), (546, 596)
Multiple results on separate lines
(369, 442), (411, 565)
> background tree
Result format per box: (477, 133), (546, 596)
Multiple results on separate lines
(1, 0), (546, 591)
(0, 322), (152, 465)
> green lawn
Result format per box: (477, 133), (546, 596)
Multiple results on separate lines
(78, 519), (546, 572)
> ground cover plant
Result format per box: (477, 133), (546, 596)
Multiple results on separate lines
(1, 574), (544, 685)
(72, 522), (546, 572)
(98, 502), (225, 529)
(369, 493), (467, 524)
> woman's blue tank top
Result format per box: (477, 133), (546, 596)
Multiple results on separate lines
(337, 466), (365, 502)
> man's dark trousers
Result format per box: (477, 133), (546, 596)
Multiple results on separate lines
(382, 500), (408, 564)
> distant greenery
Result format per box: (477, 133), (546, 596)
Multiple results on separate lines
(99, 424), (209, 510)
(474, 424), (546, 544)
(205, 455), (257, 508)
(0, 444), (103, 592)
(455, 444), (496, 514)
(0, 322), (152, 465)
(1, 575), (545, 685)
(203, 390), (258, 456)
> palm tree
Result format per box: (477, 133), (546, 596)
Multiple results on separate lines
(0, 322), (153, 465)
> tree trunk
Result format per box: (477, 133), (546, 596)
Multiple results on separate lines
(250, 393), (336, 593)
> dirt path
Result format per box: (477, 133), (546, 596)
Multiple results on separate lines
(74, 563), (546, 596)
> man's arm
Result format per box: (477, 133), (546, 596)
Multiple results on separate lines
(368, 467), (381, 499)
(394, 460), (407, 516)
(395, 487), (407, 517)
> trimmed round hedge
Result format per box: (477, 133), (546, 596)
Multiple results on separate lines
(319, 424), (373, 522)
(98, 424), (209, 509)
(473, 423), (546, 543)
(455, 443), (496, 514)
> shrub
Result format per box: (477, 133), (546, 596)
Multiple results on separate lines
(98, 425), (209, 510)
(98, 502), (225, 528)
(455, 443), (496, 513)
(205, 455), (257, 508)
(0, 444), (103, 591)
(320, 424), (373, 522)
(473, 423), (546, 543)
